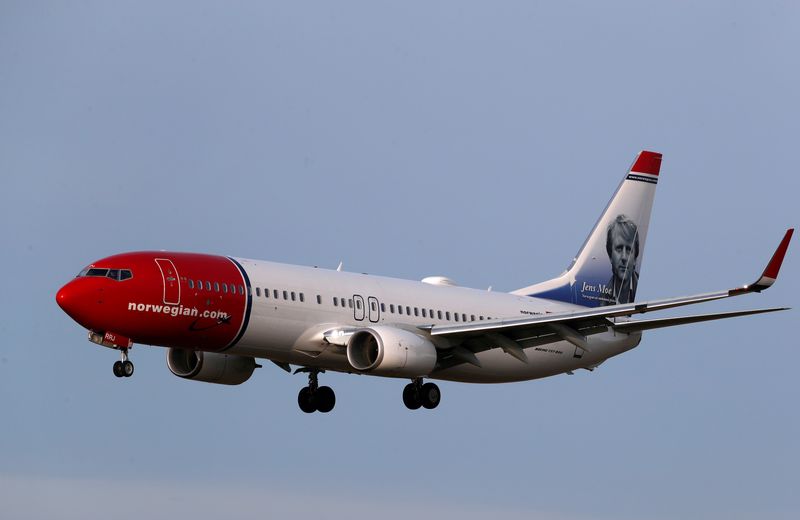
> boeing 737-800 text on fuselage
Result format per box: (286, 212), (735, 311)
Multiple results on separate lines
(56, 151), (793, 413)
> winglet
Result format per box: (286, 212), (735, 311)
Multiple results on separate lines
(742, 228), (794, 292)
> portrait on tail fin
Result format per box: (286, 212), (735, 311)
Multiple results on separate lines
(603, 214), (640, 305)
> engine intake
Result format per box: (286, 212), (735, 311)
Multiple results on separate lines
(167, 348), (256, 385)
(347, 326), (437, 377)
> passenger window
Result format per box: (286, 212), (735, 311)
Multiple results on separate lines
(430, 309), (434, 318)
(462, 313), (467, 322)
(455, 313), (460, 322)
(356, 299), (362, 310)
(256, 287), (261, 297)
(437, 310), (442, 319)
(222, 283), (227, 293)
(381, 303), (386, 312)
(471, 315), (475, 321)
(239, 285), (244, 295)
(371, 301), (376, 311)
(421, 308), (427, 318)
(197, 280), (204, 290)
(291, 292), (296, 301)
(316, 295), (322, 304)
(480, 316), (484, 320)
(273, 289), (279, 299)
(390, 304), (395, 313)
(414, 307), (419, 317)
(446, 312), (451, 320)
(205, 281), (212, 291)
(214, 282), (220, 292)
(348, 299), (353, 308)
(283, 290), (288, 300)
(406, 306), (410, 315)
(333, 297), (339, 306)
(188, 279), (194, 289)
(398, 306), (403, 315)
(300, 293), (305, 303)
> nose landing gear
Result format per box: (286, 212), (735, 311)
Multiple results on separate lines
(112, 348), (134, 378)
(295, 368), (335, 414)
(87, 331), (134, 379)
(402, 378), (440, 410)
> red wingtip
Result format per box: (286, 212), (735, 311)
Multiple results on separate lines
(631, 150), (662, 176)
(763, 228), (794, 280)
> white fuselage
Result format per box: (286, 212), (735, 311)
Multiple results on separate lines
(228, 258), (641, 383)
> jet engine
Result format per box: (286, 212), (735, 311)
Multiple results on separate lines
(346, 326), (437, 377)
(167, 348), (256, 385)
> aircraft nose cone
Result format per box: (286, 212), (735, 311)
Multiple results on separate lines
(57, 279), (106, 331)
(56, 280), (93, 324)
(56, 283), (75, 314)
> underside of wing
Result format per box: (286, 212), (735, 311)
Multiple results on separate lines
(610, 307), (789, 333)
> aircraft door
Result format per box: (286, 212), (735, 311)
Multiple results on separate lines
(368, 296), (380, 322)
(155, 258), (181, 305)
(353, 295), (365, 321)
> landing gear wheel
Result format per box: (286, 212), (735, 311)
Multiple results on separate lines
(295, 368), (337, 414)
(113, 348), (133, 379)
(402, 383), (422, 410)
(315, 386), (336, 413)
(122, 360), (134, 378)
(298, 387), (316, 414)
(420, 382), (441, 409)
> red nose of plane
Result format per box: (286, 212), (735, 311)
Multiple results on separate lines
(56, 282), (77, 317)
(56, 280), (94, 327)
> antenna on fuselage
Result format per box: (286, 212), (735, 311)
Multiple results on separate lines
(336, 261), (343, 272)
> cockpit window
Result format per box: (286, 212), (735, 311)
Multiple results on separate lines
(78, 267), (133, 281)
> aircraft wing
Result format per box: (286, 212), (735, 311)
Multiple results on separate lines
(609, 307), (788, 333)
(427, 229), (793, 367)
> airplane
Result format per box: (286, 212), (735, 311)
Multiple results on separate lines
(55, 151), (794, 413)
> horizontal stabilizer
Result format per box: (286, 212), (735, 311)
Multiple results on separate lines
(611, 307), (789, 334)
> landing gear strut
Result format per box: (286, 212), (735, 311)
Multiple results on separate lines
(295, 368), (335, 414)
(403, 378), (440, 410)
(112, 348), (134, 378)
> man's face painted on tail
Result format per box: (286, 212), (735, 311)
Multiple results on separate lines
(610, 232), (636, 281)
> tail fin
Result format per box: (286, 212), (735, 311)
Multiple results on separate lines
(513, 150), (662, 307)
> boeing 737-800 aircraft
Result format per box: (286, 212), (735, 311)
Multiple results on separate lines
(56, 151), (793, 413)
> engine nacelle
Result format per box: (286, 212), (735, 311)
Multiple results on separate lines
(166, 348), (256, 385)
(346, 326), (437, 377)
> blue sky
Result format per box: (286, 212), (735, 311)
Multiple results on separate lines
(1, 2), (797, 519)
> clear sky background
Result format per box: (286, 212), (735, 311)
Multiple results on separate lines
(1, 1), (798, 519)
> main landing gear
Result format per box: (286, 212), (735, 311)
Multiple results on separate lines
(112, 348), (134, 378)
(295, 368), (335, 414)
(402, 378), (440, 410)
